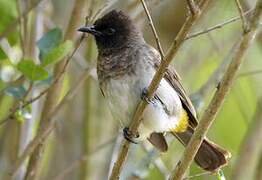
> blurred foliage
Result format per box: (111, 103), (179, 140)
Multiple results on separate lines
(37, 28), (63, 60)
(17, 60), (49, 81)
(4, 84), (26, 99)
(0, 0), (19, 44)
(41, 40), (73, 67)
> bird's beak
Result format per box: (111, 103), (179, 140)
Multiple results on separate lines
(78, 25), (102, 36)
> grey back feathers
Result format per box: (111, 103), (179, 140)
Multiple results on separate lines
(84, 9), (230, 171)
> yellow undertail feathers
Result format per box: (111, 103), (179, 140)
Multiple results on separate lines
(171, 109), (189, 133)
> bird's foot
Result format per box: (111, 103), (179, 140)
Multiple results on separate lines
(141, 88), (154, 104)
(123, 127), (139, 144)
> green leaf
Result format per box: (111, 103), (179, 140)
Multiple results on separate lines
(17, 60), (49, 81)
(41, 40), (73, 67)
(35, 74), (53, 86)
(0, 0), (18, 44)
(37, 28), (63, 60)
(0, 47), (7, 61)
(217, 170), (226, 180)
(4, 85), (26, 99)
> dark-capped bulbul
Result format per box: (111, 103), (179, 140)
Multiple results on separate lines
(78, 10), (231, 171)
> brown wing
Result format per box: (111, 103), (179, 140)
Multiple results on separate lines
(149, 46), (198, 128)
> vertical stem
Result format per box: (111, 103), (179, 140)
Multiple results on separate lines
(169, 1), (262, 179)
(0, 119), (20, 179)
(15, 3), (42, 180)
(79, 0), (95, 178)
(24, 0), (87, 179)
(140, 0), (164, 58)
(80, 36), (94, 180)
(235, 0), (248, 32)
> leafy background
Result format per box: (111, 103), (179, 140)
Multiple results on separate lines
(0, 0), (261, 180)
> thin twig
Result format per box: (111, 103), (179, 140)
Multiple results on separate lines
(10, 68), (91, 179)
(16, 0), (25, 56)
(185, 9), (252, 40)
(79, 2), (96, 179)
(10, 0), (119, 176)
(24, 5), (88, 175)
(183, 171), (213, 179)
(0, 35), (84, 127)
(108, 133), (124, 179)
(235, 0), (248, 32)
(0, 0), (46, 40)
(140, 0), (164, 59)
(23, 82), (33, 100)
(108, 1), (211, 179)
(169, 1), (262, 179)
(133, 0), (164, 24)
(0, 35), (85, 127)
(190, 43), (238, 111)
(186, 0), (200, 16)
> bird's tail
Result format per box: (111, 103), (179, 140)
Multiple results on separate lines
(172, 127), (231, 171)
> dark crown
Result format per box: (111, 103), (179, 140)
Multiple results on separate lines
(92, 10), (142, 50)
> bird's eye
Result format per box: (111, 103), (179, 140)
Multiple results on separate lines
(103, 28), (116, 35)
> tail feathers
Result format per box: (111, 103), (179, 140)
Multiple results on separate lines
(148, 132), (168, 152)
(172, 127), (231, 171)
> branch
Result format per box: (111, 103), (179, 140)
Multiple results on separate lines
(133, 0), (164, 24)
(15, 1), (44, 178)
(10, 68), (91, 179)
(169, 1), (262, 179)
(0, 0), (45, 40)
(232, 97), (262, 180)
(7, 0), (119, 178)
(185, 9), (252, 40)
(109, 1), (211, 179)
(190, 43), (238, 111)
(0, 35), (85, 127)
(140, 0), (164, 58)
(235, 0), (248, 32)
(186, 0), (200, 16)
(24, 1), (88, 177)
(183, 171), (213, 180)
(79, 2), (96, 179)
(0, 0), (118, 129)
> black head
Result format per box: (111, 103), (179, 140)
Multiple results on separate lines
(78, 10), (142, 50)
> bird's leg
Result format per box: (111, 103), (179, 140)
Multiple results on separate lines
(123, 88), (153, 143)
(141, 88), (154, 104)
(123, 127), (139, 144)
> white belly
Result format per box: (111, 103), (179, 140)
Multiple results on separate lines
(103, 70), (183, 141)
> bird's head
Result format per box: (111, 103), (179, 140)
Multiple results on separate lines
(78, 10), (142, 50)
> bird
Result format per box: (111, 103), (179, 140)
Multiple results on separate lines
(78, 10), (231, 172)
